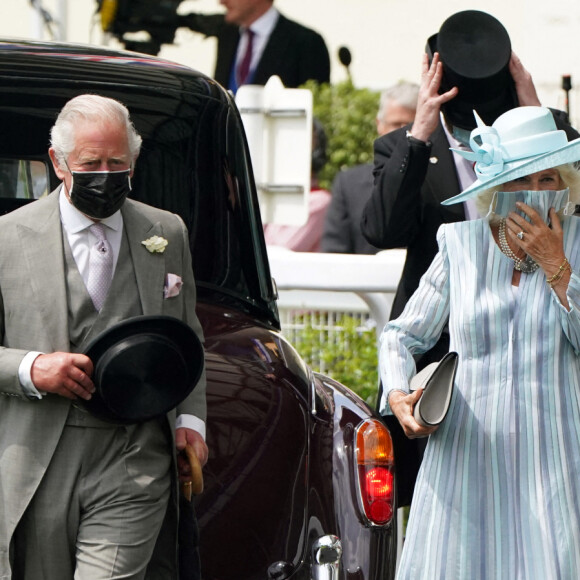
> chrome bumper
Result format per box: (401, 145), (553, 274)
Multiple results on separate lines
(312, 535), (342, 580)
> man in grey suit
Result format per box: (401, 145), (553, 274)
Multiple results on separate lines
(0, 94), (207, 579)
(321, 82), (418, 254)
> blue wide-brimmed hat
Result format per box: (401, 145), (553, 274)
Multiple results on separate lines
(442, 106), (580, 205)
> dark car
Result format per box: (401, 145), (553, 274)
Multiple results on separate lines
(0, 39), (397, 579)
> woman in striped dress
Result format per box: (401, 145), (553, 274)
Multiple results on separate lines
(381, 106), (580, 579)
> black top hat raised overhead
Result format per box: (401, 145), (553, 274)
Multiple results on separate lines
(82, 315), (204, 424)
(427, 10), (518, 130)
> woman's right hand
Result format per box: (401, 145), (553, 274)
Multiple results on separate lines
(388, 389), (439, 439)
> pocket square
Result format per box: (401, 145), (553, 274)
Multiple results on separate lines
(164, 273), (183, 299)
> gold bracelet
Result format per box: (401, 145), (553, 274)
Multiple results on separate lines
(547, 258), (571, 288)
(548, 267), (568, 287)
(550, 266), (571, 288)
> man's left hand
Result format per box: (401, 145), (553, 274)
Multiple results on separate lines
(510, 52), (541, 107)
(176, 427), (208, 482)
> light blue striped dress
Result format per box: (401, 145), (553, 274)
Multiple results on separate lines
(380, 216), (580, 579)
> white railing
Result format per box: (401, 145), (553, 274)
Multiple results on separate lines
(267, 246), (406, 337)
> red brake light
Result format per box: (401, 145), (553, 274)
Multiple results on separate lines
(356, 419), (395, 525)
(363, 467), (394, 523)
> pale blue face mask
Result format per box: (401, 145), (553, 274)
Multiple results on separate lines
(490, 188), (575, 223)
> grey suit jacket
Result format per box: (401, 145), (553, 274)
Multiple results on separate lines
(0, 191), (206, 573)
(321, 163), (380, 255)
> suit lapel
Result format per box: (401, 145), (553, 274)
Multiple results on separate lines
(122, 201), (165, 316)
(18, 193), (69, 351)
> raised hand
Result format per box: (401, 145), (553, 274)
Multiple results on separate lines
(410, 52), (459, 142)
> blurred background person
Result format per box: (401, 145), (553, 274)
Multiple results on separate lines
(321, 81), (419, 254)
(360, 9), (580, 507)
(180, 0), (330, 92)
(264, 118), (330, 252)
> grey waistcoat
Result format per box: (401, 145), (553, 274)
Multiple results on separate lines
(63, 227), (143, 427)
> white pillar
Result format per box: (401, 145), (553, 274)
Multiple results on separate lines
(31, 5), (44, 39)
(56, 0), (67, 40)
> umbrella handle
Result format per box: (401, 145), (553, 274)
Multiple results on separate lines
(180, 444), (204, 501)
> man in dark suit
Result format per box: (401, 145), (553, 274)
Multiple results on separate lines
(180, 0), (330, 92)
(321, 82), (418, 254)
(361, 10), (579, 507)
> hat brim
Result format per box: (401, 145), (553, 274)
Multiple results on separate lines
(82, 315), (204, 424)
(442, 137), (580, 205)
(441, 83), (518, 131)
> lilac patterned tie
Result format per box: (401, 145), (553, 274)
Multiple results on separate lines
(87, 223), (113, 311)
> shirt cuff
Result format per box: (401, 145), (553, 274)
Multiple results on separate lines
(405, 130), (432, 148)
(18, 351), (45, 399)
(176, 414), (206, 441)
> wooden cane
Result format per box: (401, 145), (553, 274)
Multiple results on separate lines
(180, 444), (204, 501)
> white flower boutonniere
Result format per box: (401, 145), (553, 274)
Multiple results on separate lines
(142, 235), (168, 253)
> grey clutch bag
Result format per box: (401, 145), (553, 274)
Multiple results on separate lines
(410, 352), (458, 427)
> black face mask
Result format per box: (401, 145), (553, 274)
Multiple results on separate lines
(69, 170), (132, 219)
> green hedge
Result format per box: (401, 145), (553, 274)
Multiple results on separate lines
(290, 313), (379, 407)
(303, 80), (380, 191)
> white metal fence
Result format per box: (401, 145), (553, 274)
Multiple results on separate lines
(267, 245), (406, 339)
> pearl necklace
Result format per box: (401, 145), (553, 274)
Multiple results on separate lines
(498, 219), (540, 273)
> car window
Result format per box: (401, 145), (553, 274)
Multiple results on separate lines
(0, 74), (277, 326)
(0, 159), (48, 199)
(127, 90), (276, 322)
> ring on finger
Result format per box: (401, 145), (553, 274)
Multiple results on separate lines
(516, 231), (525, 241)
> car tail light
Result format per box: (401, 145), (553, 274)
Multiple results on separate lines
(355, 419), (395, 525)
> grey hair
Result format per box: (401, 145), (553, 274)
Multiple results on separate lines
(50, 94), (142, 166)
(474, 163), (580, 221)
(377, 81), (419, 120)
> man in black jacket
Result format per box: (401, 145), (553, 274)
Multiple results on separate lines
(181, 0), (330, 92)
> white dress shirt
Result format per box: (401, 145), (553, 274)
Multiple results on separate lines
(442, 117), (479, 220)
(59, 187), (124, 280)
(235, 6), (279, 78)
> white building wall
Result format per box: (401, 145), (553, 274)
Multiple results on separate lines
(3, 0), (580, 125)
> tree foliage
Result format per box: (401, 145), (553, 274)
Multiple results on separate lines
(291, 313), (379, 407)
(303, 80), (380, 191)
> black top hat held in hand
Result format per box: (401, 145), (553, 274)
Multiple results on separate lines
(427, 10), (518, 130)
(82, 315), (204, 424)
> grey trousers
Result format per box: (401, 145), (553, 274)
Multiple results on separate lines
(12, 418), (171, 580)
